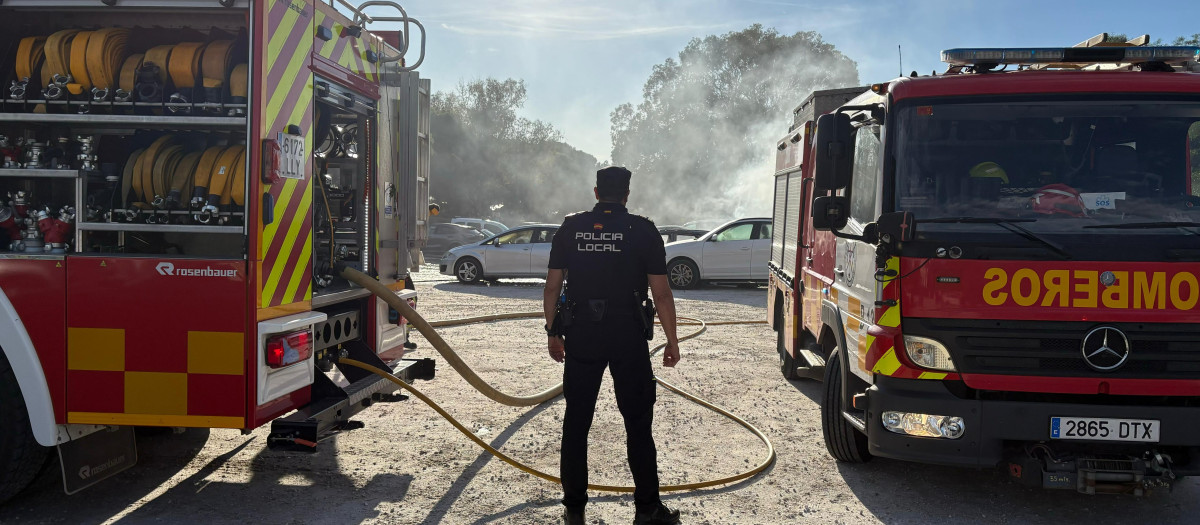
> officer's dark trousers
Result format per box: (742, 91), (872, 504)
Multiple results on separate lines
(560, 318), (660, 513)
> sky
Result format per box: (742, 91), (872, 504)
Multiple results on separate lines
(366, 0), (1198, 162)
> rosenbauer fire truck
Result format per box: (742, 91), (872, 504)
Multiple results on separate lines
(0, 0), (435, 501)
(768, 34), (1200, 494)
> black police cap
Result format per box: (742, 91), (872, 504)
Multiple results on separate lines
(596, 166), (631, 192)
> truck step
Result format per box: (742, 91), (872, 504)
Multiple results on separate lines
(794, 348), (826, 380)
(268, 344), (436, 451)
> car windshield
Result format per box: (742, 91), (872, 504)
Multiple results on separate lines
(893, 98), (1200, 235)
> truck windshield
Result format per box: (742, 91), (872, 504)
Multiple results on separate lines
(894, 98), (1200, 236)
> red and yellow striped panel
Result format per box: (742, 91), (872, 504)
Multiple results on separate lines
(313, 3), (379, 81)
(63, 257), (248, 428)
(258, 0), (315, 313)
(66, 327), (246, 428)
(863, 257), (958, 380)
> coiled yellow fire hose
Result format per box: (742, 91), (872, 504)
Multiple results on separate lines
(339, 267), (775, 493)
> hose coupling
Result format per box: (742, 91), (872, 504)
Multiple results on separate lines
(9, 78), (29, 100)
(91, 87), (111, 103)
(168, 92), (192, 114)
(195, 204), (218, 224)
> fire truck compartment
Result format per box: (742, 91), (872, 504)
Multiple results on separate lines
(865, 374), (1200, 474)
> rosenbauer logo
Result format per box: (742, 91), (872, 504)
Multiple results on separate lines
(981, 268), (1199, 311)
(155, 262), (238, 278)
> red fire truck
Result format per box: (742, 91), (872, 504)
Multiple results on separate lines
(769, 34), (1200, 494)
(0, 0), (435, 501)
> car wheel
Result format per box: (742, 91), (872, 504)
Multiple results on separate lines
(667, 258), (699, 289)
(455, 257), (483, 284)
(821, 347), (872, 463)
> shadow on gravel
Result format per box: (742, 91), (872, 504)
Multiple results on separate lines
(786, 377), (824, 406)
(470, 457), (777, 524)
(837, 450), (1200, 524)
(110, 430), (413, 523)
(420, 397), (562, 525)
(0, 427), (211, 523)
(433, 281), (545, 301)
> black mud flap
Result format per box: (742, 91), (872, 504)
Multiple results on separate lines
(58, 426), (137, 495)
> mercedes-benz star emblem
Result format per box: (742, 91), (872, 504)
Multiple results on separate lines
(1081, 326), (1131, 372)
(1100, 271), (1116, 287)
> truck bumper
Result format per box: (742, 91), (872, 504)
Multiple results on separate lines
(865, 375), (1200, 468)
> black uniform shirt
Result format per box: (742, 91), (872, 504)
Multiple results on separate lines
(548, 202), (666, 311)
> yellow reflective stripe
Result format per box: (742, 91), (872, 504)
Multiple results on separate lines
(878, 305), (900, 328)
(872, 349), (902, 375)
(68, 412), (243, 429)
(917, 372), (949, 380)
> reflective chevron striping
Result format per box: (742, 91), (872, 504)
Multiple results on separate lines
(259, 0), (315, 309)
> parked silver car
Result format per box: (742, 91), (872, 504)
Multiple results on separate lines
(439, 224), (560, 283)
(663, 218), (772, 289)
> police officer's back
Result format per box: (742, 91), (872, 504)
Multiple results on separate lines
(543, 166), (682, 525)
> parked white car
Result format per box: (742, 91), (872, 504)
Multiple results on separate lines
(663, 218), (772, 289)
(439, 224), (560, 283)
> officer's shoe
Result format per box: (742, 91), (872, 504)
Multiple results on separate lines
(564, 507), (585, 525)
(632, 503), (680, 525)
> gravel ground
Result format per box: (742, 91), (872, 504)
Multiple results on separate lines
(4, 263), (1200, 524)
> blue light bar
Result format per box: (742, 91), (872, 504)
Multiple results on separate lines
(941, 46), (1200, 66)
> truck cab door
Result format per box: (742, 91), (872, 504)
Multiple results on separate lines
(833, 125), (883, 382)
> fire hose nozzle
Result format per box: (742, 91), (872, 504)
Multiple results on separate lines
(112, 89), (133, 103)
(151, 194), (166, 209)
(91, 87), (111, 103)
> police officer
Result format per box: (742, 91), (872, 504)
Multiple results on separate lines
(544, 166), (682, 525)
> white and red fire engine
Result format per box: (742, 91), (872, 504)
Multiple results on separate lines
(770, 34), (1200, 494)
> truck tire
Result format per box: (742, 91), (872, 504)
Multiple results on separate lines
(821, 347), (871, 463)
(0, 351), (50, 505)
(778, 325), (799, 380)
(666, 258), (699, 289)
(454, 257), (483, 284)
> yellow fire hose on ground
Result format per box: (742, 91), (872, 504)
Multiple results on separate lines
(338, 266), (775, 493)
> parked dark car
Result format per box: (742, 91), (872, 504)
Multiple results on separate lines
(658, 225), (708, 244)
(425, 223), (487, 257)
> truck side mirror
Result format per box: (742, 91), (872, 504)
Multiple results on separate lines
(811, 196), (849, 231)
(813, 112), (853, 193)
(875, 211), (915, 244)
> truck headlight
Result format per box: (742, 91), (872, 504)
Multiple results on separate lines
(882, 411), (965, 439)
(902, 335), (956, 372)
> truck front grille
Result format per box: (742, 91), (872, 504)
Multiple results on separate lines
(904, 318), (1200, 379)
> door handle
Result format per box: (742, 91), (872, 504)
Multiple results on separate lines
(834, 266), (845, 276)
(740, 247), (750, 251)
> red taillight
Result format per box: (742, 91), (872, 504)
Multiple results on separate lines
(265, 330), (313, 369)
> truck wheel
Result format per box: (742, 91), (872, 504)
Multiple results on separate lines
(0, 351), (50, 505)
(821, 347), (871, 463)
(454, 258), (482, 284)
(778, 326), (799, 380)
(667, 258), (699, 289)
